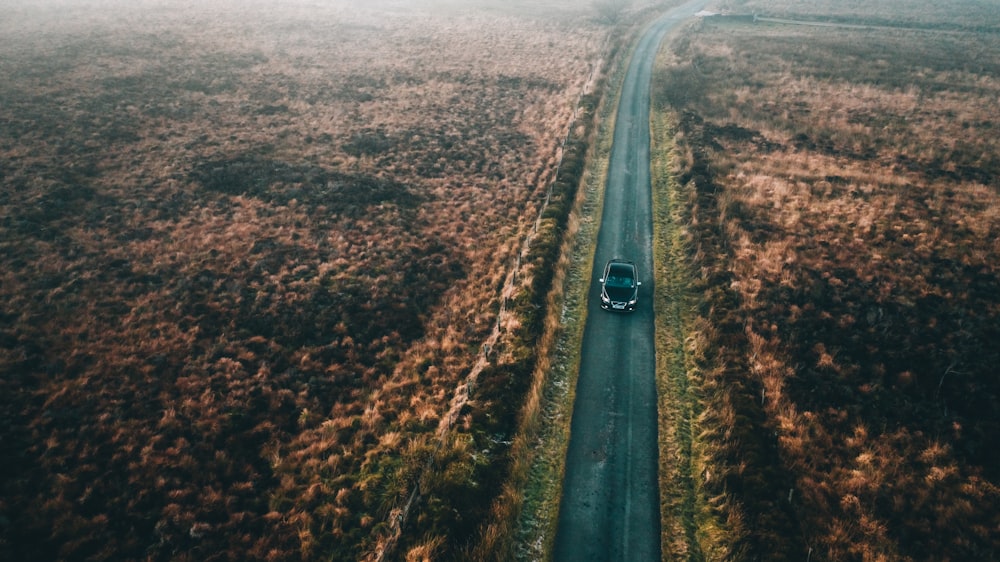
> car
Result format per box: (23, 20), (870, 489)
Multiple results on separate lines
(599, 258), (640, 311)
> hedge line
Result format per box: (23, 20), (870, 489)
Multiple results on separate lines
(383, 81), (603, 562)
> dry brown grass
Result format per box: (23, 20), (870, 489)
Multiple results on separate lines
(656, 4), (1000, 560)
(0, 1), (607, 560)
(714, 0), (1000, 30)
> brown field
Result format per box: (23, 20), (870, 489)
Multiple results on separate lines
(714, 0), (1000, 30)
(655, 2), (1000, 560)
(0, 1), (607, 560)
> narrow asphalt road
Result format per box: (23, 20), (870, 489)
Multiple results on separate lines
(553, 2), (707, 560)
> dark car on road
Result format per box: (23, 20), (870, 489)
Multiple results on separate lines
(599, 258), (640, 311)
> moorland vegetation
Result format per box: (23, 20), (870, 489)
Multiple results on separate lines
(655, 1), (1000, 559)
(0, 1), (609, 560)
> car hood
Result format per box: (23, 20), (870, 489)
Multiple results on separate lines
(605, 285), (636, 301)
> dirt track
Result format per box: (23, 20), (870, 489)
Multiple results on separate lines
(552, 1), (707, 560)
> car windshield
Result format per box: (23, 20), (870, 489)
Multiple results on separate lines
(605, 269), (634, 288)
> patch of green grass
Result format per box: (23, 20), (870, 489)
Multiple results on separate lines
(650, 93), (724, 562)
(510, 28), (634, 562)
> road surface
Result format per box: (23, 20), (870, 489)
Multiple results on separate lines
(553, 1), (707, 560)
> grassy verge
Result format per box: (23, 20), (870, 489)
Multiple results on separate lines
(651, 93), (720, 561)
(509, 23), (637, 562)
(509, 6), (721, 559)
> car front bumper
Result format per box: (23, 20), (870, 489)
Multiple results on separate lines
(601, 299), (636, 311)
